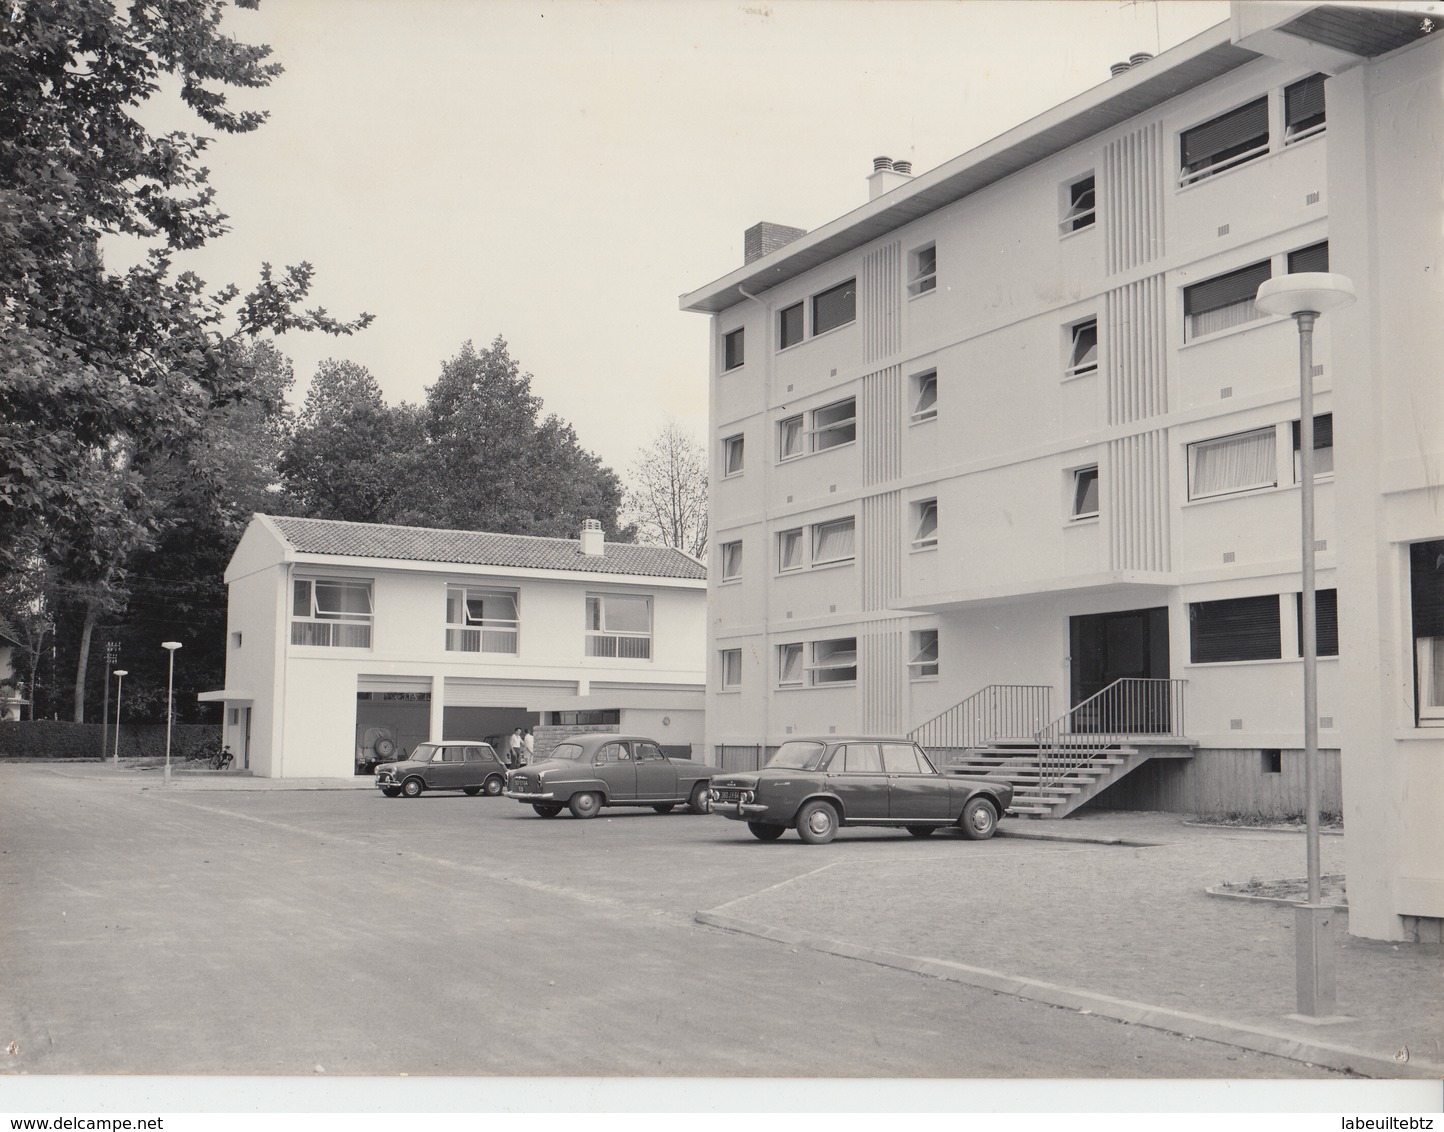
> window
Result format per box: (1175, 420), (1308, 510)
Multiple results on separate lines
(1292, 413), (1334, 481)
(584, 592), (652, 659)
(1284, 73), (1326, 143)
(1072, 466), (1099, 519)
(812, 278), (856, 335)
(778, 302), (804, 349)
(778, 415), (803, 460)
(1410, 540), (1444, 723)
(809, 638), (857, 685)
(911, 370), (937, 421)
(723, 327), (745, 371)
(1295, 588), (1339, 657)
(720, 648), (742, 690)
(908, 245), (937, 296)
(909, 628), (939, 678)
(778, 528), (803, 572)
(1189, 595), (1282, 663)
(812, 517), (855, 565)
(811, 398), (856, 452)
(912, 499), (938, 549)
(1184, 260), (1271, 340)
(1188, 427), (1277, 499)
(445, 585), (520, 653)
(1061, 174), (1096, 233)
(778, 642), (804, 687)
(881, 742), (926, 773)
(840, 742), (883, 773)
(1066, 319), (1098, 378)
(291, 577), (373, 648)
(720, 540), (742, 581)
(1287, 241), (1329, 275)
(1180, 96), (1269, 184)
(722, 434), (744, 478)
(1262, 749), (1282, 774)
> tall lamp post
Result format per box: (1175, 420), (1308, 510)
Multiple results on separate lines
(161, 642), (182, 787)
(1255, 270), (1356, 1021)
(100, 641), (119, 765)
(112, 670), (128, 764)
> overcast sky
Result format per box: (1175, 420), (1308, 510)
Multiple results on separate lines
(169, 0), (1230, 479)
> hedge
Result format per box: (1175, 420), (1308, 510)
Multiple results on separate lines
(0, 721), (221, 761)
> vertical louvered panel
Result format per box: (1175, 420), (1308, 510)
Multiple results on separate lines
(861, 364), (902, 487)
(1104, 121), (1164, 276)
(863, 241), (902, 363)
(1105, 274), (1167, 426)
(861, 490), (902, 612)
(1107, 429), (1169, 573)
(860, 619), (906, 734)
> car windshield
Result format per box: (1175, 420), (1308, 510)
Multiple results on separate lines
(766, 741), (826, 770)
(546, 743), (585, 761)
(408, 744), (438, 763)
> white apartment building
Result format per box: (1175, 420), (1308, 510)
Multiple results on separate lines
(682, 4), (1444, 942)
(202, 515), (707, 778)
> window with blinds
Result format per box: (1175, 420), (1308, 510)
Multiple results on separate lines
(1292, 413), (1334, 481)
(1188, 427), (1277, 499)
(1285, 74), (1326, 143)
(778, 302), (803, 349)
(1294, 588), (1339, 657)
(1410, 540), (1444, 722)
(1189, 595), (1282, 663)
(812, 278), (857, 335)
(1184, 260), (1271, 340)
(723, 327), (745, 371)
(1288, 241), (1329, 274)
(1180, 96), (1269, 184)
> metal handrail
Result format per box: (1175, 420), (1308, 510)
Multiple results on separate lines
(1034, 678), (1187, 789)
(910, 684), (1054, 764)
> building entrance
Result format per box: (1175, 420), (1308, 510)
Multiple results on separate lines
(1068, 607), (1170, 733)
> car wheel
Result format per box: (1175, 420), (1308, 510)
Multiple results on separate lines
(687, 782), (712, 815)
(484, 775), (504, 796)
(381, 787), (402, 798)
(960, 797), (999, 840)
(748, 821), (785, 841)
(463, 785), (482, 796)
(400, 777), (424, 798)
(906, 825), (936, 838)
(532, 803), (563, 818)
(795, 800), (839, 845)
(569, 791), (602, 819)
(652, 804), (675, 814)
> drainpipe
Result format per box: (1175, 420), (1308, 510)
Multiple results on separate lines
(738, 284), (773, 758)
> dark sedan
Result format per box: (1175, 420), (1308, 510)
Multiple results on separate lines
(506, 733), (720, 819)
(708, 736), (1013, 844)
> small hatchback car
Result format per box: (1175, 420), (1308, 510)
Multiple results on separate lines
(506, 733), (721, 819)
(709, 736), (1013, 844)
(374, 741), (509, 798)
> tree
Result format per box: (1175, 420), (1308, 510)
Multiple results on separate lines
(0, 0), (371, 578)
(623, 422), (708, 558)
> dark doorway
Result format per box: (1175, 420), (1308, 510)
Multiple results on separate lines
(1069, 607), (1170, 733)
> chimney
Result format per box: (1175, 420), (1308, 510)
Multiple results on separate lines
(744, 221), (807, 264)
(868, 154), (914, 200)
(579, 519), (604, 557)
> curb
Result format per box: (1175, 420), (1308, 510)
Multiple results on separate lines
(693, 909), (1438, 1081)
(1205, 877), (1348, 912)
(999, 827), (1162, 848)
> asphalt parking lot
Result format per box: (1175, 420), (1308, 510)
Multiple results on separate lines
(0, 764), (1358, 1079)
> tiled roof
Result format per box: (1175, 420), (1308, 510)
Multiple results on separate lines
(263, 515), (707, 581)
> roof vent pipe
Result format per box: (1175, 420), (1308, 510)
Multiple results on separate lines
(1110, 61), (1131, 77)
(893, 160), (912, 174)
(873, 155), (894, 172)
(579, 519), (604, 557)
(1130, 52), (1154, 66)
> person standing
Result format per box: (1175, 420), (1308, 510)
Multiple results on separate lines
(507, 728), (523, 768)
(522, 728), (535, 765)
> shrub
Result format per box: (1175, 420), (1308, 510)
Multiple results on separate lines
(0, 721), (221, 761)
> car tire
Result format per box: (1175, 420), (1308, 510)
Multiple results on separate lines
(400, 777), (424, 798)
(960, 797), (999, 841)
(484, 775), (504, 796)
(687, 782), (712, 815)
(906, 825), (936, 838)
(381, 786), (402, 798)
(532, 803), (563, 818)
(569, 791), (602, 819)
(795, 800), (839, 845)
(463, 785), (482, 796)
(652, 804), (675, 814)
(747, 821), (785, 841)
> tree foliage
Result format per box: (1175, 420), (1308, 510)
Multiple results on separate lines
(623, 421), (708, 559)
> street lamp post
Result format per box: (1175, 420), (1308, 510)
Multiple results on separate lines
(1255, 270), (1356, 1021)
(101, 641), (119, 765)
(112, 670), (128, 764)
(161, 642), (182, 787)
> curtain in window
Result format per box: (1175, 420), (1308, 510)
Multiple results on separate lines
(1185, 261), (1271, 338)
(813, 519), (855, 562)
(722, 542), (742, 578)
(779, 644), (803, 684)
(779, 417), (802, 458)
(724, 437), (744, 475)
(1190, 429), (1276, 497)
(778, 529), (803, 570)
(722, 650), (742, 687)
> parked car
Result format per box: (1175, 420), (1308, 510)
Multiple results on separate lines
(375, 741), (508, 798)
(708, 737), (1013, 844)
(505, 733), (720, 819)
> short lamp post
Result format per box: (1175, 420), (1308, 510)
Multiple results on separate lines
(161, 642), (182, 787)
(1255, 270), (1356, 1021)
(111, 670), (128, 764)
